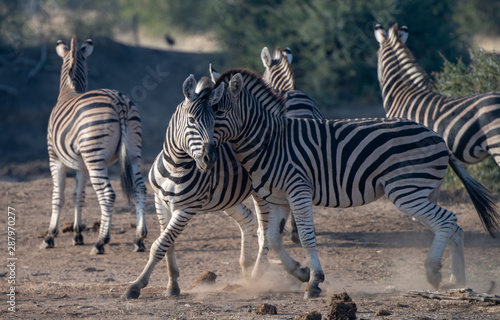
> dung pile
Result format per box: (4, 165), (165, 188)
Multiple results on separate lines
(326, 291), (357, 320)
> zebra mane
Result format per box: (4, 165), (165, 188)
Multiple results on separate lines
(195, 76), (214, 100)
(272, 46), (295, 87)
(386, 23), (429, 89)
(65, 35), (78, 90)
(214, 68), (288, 114)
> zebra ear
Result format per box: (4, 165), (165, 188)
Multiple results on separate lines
(209, 64), (220, 83)
(210, 83), (225, 106)
(80, 39), (93, 58)
(261, 47), (272, 68)
(229, 73), (243, 98)
(398, 26), (408, 44)
(183, 74), (197, 101)
(283, 47), (292, 64)
(56, 40), (69, 58)
(374, 24), (387, 44)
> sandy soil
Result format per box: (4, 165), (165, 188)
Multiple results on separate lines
(1, 176), (500, 319)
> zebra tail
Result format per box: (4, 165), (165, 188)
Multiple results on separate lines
(449, 155), (500, 237)
(119, 119), (135, 204)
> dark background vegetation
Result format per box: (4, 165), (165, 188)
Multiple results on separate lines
(0, 0), (499, 186)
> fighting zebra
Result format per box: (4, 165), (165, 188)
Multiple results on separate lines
(122, 71), (325, 299)
(194, 69), (499, 298)
(375, 23), (500, 167)
(43, 36), (147, 255)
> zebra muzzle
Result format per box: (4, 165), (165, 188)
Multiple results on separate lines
(197, 142), (218, 171)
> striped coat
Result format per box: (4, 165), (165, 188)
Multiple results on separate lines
(375, 23), (500, 166)
(203, 69), (499, 298)
(43, 36), (147, 254)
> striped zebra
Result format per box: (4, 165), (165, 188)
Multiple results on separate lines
(195, 69), (499, 298)
(122, 74), (313, 300)
(261, 46), (325, 244)
(42, 36), (147, 255)
(375, 23), (500, 167)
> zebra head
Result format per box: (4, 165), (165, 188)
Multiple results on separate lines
(261, 46), (295, 91)
(209, 72), (246, 149)
(375, 23), (414, 90)
(177, 74), (225, 171)
(56, 35), (93, 95)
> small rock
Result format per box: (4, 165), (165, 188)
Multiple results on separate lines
(294, 310), (322, 320)
(255, 303), (277, 315)
(192, 271), (217, 287)
(376, 309), (391, 316)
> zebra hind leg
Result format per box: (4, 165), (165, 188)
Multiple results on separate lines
(88, 168), (115, 255)
(395, 197), (462, 289)
(41, 159), (67, 249)
(132, 167), (147, 252)
(72, 170), (87, 245)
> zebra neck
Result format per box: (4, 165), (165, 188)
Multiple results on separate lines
(383, 84), (436, 117)
(162, 129), (196, 171)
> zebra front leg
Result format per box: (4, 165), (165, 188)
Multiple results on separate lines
(223, 203), (254, 279)
(122, 208), (194, 299)
(289, 194), (324, 299)
(267, 203), (310, 282)
(72, 170), (87, 246)
(41, 158), (67, 249)
(154, 195), (181, 296)
(88, 170), (115, 255)
(132, 176), (147, 252)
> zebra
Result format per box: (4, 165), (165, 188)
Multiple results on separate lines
(42, 36), (147, 255)
(261, 46), (325, 244)
(193, 68), (499, 298)
(375, 23), (500, 167)
(122, 74), (313, 300)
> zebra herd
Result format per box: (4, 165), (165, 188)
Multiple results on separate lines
(41, 23), (500, 300)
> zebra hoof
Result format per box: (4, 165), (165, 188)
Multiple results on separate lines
(304, 286), (321, 299)
(72, 234), (84, 246)
(90, 245), (105, 255)
(41, 236), (54, 249)
(121, 286), (141, 300)
(165, 288), (181, 297)
(133, 238), (145, 252)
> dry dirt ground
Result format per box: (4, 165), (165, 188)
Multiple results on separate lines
(1, 176), (500, 319)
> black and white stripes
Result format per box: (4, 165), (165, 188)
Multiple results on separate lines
(43, 36), (147, 254)
(375, 23), (500, 165)
(200, 69), (499, 298)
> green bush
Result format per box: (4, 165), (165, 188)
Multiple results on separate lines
(433, 48), (500, 192)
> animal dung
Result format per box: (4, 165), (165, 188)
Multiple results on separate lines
(293, 310), (322, 320)
(255, 303), (277, 315)
(192, 271), (217, 287)
(326, 291), (357, 320)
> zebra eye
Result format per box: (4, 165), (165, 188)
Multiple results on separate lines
(188, 116), (196, 124)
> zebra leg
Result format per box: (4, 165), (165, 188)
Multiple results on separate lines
(88, 169), (115, 255)
(72, 170), (87, 245)
(266, 203), (310, 282)
(448, 226), (466, 287)
(249, 196), (271, 280)
(290, 213), (301, 244)
(41, 158), (67, 249)
(223, 203), (255, 279)
(153, 195), (181, 296)
(393, 197), (463, 289)
(122, 208), (194, 299)
(132, 169), (147, 252)
(288, 192), (323, 299)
